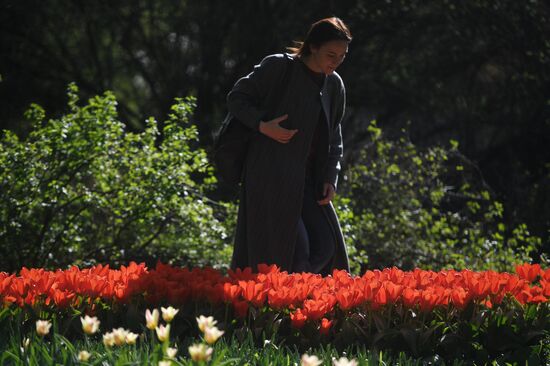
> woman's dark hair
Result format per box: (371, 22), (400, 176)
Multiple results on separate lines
(287, 17), (352, 57)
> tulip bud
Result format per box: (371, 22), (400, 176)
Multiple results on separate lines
(145, 309), (160, 330)
(22, 337), (30, 350)
(155, 324), (170, 342)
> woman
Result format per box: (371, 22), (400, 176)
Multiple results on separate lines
(228, 17), (352, 275)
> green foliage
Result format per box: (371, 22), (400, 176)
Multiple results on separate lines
(0, 84), (231, 272)
(336, 121), (542, 272)
(1, 290), (547, 365)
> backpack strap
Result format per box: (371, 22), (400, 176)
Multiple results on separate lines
(263, 53), (294, 117)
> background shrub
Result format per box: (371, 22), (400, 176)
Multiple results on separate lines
(0, 84), (231, 272)
(336, 121), (543, 272)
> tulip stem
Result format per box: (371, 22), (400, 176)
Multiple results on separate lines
(350, 316), (369, 339)
(51, 317), (57, 362)
(150, 329), (156, 349)
(386, 306), (392, 329)
(224, 303), (229, 328)
(367, 308), (373, 333)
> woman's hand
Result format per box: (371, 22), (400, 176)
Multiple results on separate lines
(259, 114), (298, 143)
(317, 183), (336, 205)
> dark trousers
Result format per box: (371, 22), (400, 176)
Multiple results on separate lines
(291, 164), (336, 274)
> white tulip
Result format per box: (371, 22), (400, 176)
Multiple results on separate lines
(196, 315), (217, 333)
(112, 327), (128, 346)
(78, 350), (91, 361)
(155, 324), (171, 342)
(301, 354), (323, 366)
(36, 320), (52, 337)
(161, 306), (179, 323)
(125, 332), (139, 345)
(188, 343), (213, 362)
(166, 347), (178, 358)
(80, 315), (100, 335)
(103, 332), (115, 347)
(145, 309), (160, 330)
(203, 325), (224, 345)
(332, 357), (358, 366)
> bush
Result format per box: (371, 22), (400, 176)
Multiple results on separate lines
(336, 121), (542, 272)
(0, 84), (231, 272)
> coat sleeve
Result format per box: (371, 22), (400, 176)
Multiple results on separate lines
(324, 78), (346, 191)
(226, 54), (287, 131)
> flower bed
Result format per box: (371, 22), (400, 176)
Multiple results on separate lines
(1, 262), (549, 363)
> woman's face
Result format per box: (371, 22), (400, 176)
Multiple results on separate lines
(310, 40), (349, 75)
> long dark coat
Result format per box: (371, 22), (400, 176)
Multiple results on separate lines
(227, 53), (350, 273)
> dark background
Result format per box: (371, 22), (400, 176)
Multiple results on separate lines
(1, 0), (549, 254)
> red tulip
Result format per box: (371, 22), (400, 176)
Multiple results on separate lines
(373, 285), (387, 309)
(467, 277), (490, 300)
(513, 285), (534, 305)
(233, 300), (249, 318)
(503, 274), (522, 293)
(268, 288), (293, 310)
(383, 282), (403, 304)
(320, 317), (333, 335)
(515, 263), (542, 283)
(228, 267), (255, 281)
(401, 287), (420, 308)
(52, 289), (75, 308)
(528, 286), (547, 304)
(385, 267), (405, 284)
(257, 263), (280, 274)
(451, 288), (471, 310)
(222, 282), (241, 303)
(239, 280), (267, 307)
(290, 308), (307, 329)
(540, 280), (550, 297)
(290, 283), (311, 304)
(303, 299), (330, 321)
(419, 290), (438, 312)
(336, 288), (356, 311)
